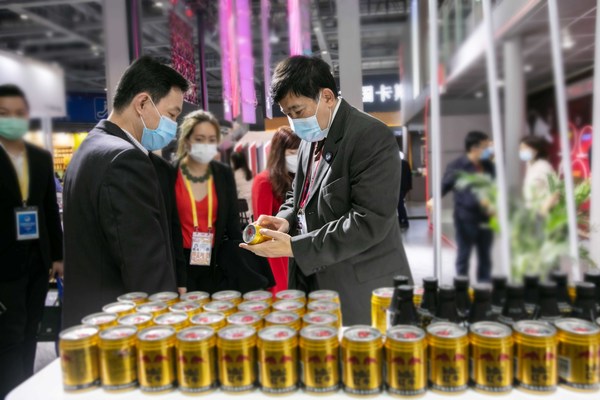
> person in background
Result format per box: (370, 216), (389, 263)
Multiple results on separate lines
(62, 56), (188, 328)
(398, 151), (412, 230)
(0, 84), (63, 398)
(175, 110), (242, 293)
(520, 136), (557, 214)
(230, 151), (253, 214)
(251, 126), (301, 293)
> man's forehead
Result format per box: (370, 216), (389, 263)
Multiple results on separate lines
(278, 93), (314, 111)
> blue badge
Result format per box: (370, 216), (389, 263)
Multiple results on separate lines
(15, 207), (39, 240)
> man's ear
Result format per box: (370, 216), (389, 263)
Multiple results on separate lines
(132, 92), (151, 115)
(322, 88), (336, 105)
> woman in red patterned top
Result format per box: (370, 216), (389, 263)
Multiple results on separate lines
(251, 126), (300, 294)
(175, 110), (241, 293)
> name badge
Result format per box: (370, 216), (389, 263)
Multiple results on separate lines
(297, 210), (308, 235)
(190, 231), (213, 266)
(15, 206), (40, 241)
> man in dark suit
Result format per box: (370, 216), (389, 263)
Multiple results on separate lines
(0, 84), (63, 398)
(241, 56), (412, 325)
(62, 56), (189, 328)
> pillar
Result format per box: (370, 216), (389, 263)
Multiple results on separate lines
(336, 0), (363, 110)
(589, 2), (600, 267)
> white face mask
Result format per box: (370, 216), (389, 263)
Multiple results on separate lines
(285, 154), (298, 173)
(189, 143), (218, 164)
(519, 149), (534, 162)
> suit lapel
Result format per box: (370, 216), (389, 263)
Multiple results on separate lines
(0, 144), (24, 204)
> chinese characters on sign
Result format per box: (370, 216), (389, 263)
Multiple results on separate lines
(362, 83), (401, 104)
(360, 76), (401, 112)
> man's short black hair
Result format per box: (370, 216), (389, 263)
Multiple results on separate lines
(0, 84), (29, 109)
(465, 131), (489, 152)
(270, 56), (338, 103)
(112, 56), (189, 112)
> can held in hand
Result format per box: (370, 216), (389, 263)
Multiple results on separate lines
(427, 322), (469, 393)
(243, 223), (271, 245)
(308, 289), (340, 304)
(81, 312), (118, 332)
(213, 290), (242, 306)
(217, 325), (257, 392)
(341, 325), (383, 395)
(180, 291), (210, 306)
(238, 300), (270, 317)
(371, 287), (394, 334)
(169, 300), (202, 317)
(136, 301), (168, 318)
(154, 312), (189, 332)
(385, 325), (427, 396)
(556, 318), (600, 391)
(118, 312), (153, 331)
(276, 289), (306, 304)
(257, 325), (298, 393)
(265, 311), (302, 331)
(469, 321), (513, 393)
(302, 312), (339, 330)
(307, 300), (342, 327)
(228, 311), (263, 331)
(299, 325), (340, 393)
(102, 301), (136, 318)
(137, 326), (176, 393)
(117, 292), (148, 305)
(176, 326), (217, 393)
(513, 320), (558, 392)
(148, 291), (179, 306)
(191, 312), (227, 332)
(98, 325), (138, 391)
(203, 300), (236, 317)
(59, 325), (100, 391)
(243, 290), (273, 304)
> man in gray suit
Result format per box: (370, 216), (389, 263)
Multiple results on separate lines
(241, 56), (412, 325)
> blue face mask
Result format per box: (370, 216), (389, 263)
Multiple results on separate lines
(480, 147), (492, 160)
(139, 98), (178, 151)
(287, 92), (332, 142)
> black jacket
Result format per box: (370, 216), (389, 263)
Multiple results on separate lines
(62, 120), (176, 328)
(400, 159), (412, 193)
(0, 142), (63, 281)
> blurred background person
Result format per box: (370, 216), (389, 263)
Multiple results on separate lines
(175, 110), (242, 293)
(251, 126), (300, 294)
(398, 151), (412, 230)
(0, 84), (63, 398)
(230, 151), (253, 216)
(520, 135), (557, 213)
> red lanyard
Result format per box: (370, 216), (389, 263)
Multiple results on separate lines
(299, 144), (322, 210)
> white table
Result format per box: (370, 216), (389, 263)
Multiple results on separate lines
(7, 359), (599, 400)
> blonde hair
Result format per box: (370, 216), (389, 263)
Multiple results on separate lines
(176, 109), (221, 159)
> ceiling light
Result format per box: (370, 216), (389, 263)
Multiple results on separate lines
(90, 45), (98, 51)
(523, 64), (533, 73)
(154, 1), (164, 7)
(20, 14), (29, 20)
(475, 91), (484, 98)
(321, 50), (328, 55)
(45, 31), (54, 38)
(561, 27), (575, 49)
(93, 51), (100, 57)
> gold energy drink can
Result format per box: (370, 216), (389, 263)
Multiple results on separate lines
(308, 289), (340, 304)
(118, 312), (153, 331)
(137, 326), (176, 393)
(154, 312), (189, 332)
(59, 325), (100, 391)
(135, 301), (168, 318)
(413, 286), (424, 308)
(212, 290), (243, 306)
(190, 312), (227, 332)
(385, 325), (427, 396)
(265, 311), (302, 331)
(203, 300), (236, 317)
(117, 292), (148, 305)
(371, 287), (394, 335)
(81, 312), (118, 332)
(276, 289), (307, 304)
(427, 322), (469, 393)
(257, 325), (298, 393)
(176, 326), (217, 393)
(180, 291), (210, 306)
(217, 325), (257, 392)
(556, 318), (600, 391)
(273, 300), (305, 318)
(513, 320), (558, 392)
(469, 321), (513, 393)
(98, 325), (138, 391)
(148, 291), (179, 306)
(102, 301), (136, 318)
(243, 223), (271, 245)
(169, 300), (202, 317)
(238, 300), (270, 317)
(302, 312), (339, 329)
(299, 325), (340, 393)
(307, 300), (342, 327)
(228, 311), (264, 331)
(341, 325), (383, 395)
(243, 290), (273, 305)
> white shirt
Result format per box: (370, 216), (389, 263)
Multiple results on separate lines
(122, 128), (149, 156)
(326, 97), (343, 137)
(523, 158), (556, 209)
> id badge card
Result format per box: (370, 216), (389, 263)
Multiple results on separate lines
(15, 206), (39, 241)
(190, 231), (213, 266)
(297, 210), (308, 235)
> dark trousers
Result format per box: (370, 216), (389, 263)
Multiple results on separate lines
(183, 248), (224, 294)
(397, 191), (409, 226)
(0, 248), (48, 399)
(454, 220), (493, 282)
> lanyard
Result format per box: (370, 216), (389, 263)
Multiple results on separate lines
(299, 144), (321, 211)
(183, 172), (213, 232)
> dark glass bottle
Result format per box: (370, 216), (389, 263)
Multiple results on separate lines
(388, 281), (411, 328)
(468, 283), (493, 325)
(454, 275), (471, 321)
(550, 270), (572, 316)
(491, 276), (507, 317)
(534, 281), (561, 322)
(393, 275), (410, 288)
(571, 282), (599, 322)
(584, 270), (600, 312)
(433, 285), (461, 324)
(390, 285), (420, 326)
(418, 276), (438, 328)
(523, 273), (540, 316)
(497, 283), (528, 326)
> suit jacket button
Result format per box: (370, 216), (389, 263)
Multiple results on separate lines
(325, 152), (332, 162)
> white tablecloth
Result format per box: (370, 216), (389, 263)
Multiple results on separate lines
(7, 359), (599, 400)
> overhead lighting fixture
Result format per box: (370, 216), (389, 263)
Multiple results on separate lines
(475, 91), (484, 98)
(523, 64), (533, 73)
(154, 1), (164, 7)
(321, 50), (328, 55)
(45, 31), (54, 38)
(561, 27), (575, 49)
(93, 51), (100, 57)
(20, 14), (29, 20)
(90, 45), (98, 51)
